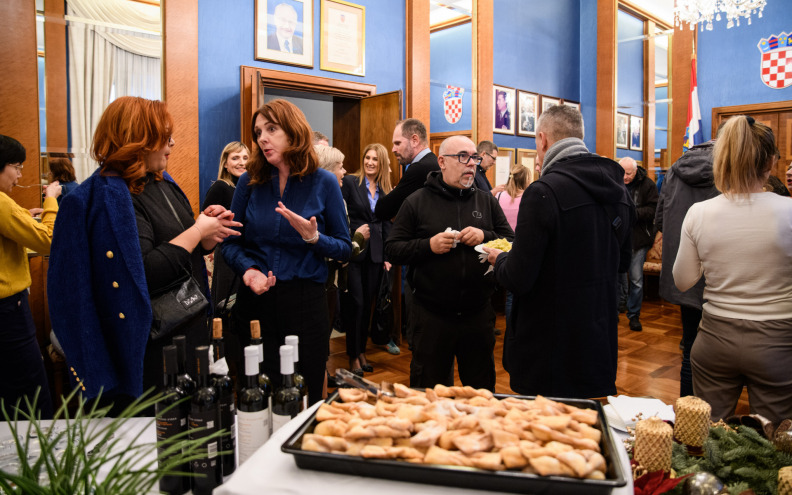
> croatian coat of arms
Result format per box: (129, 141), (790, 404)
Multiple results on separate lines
(443, 85), (464, 124)
(758, 32), (792, 89)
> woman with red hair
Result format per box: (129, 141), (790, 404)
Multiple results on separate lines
(223, 99), (351, 407)
(48, 96), (240, 405)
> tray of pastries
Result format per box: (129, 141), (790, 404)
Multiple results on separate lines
(281, 384), (627, 494)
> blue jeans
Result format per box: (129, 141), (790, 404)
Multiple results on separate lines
(626, 247), (649, 319)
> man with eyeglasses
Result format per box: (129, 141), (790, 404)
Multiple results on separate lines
(386, 135), (513, 391)
(483, 105), (634, 399)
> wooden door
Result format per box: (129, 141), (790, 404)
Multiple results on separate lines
(360, 91), (403, 186)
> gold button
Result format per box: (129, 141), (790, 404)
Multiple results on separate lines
(106, 251), (114, 259)
(119, 313), (125, 319)
(112, 282), (119, 288)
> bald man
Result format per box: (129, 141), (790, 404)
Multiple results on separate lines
(618, 157), (658, 332)
(386, 135), (513, 391)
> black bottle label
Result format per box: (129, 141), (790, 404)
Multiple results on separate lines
(188, 409), (220, 490)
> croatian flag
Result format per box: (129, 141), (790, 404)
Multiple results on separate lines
(683, 56), (703, 152)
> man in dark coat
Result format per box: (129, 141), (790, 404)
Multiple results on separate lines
(386, 135), (514, 391)
(655, 140), (720, 396)
(484, 105), (633, 399)
(618, 157), (658, 332)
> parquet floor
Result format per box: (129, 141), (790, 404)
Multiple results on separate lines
(327, 286), (750, 414)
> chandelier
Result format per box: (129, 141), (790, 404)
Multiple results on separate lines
(674, 0), (767, 31)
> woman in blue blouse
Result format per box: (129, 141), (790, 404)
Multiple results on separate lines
(223, 99), (352, 406)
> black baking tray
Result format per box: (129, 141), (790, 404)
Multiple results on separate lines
(282, 391), (627, 495)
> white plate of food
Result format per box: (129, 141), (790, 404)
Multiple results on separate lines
(475, 238), (513, 254)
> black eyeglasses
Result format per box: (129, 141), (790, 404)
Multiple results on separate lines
(443, 152), (483, 166)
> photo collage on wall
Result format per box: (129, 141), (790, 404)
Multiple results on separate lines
(493, 85), (580, 137)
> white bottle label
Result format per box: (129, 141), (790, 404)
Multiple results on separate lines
(237, 409), (270, 465)
(271, 413), (291, 434)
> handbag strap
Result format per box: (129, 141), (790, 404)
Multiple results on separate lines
(158, 184), (186, 230)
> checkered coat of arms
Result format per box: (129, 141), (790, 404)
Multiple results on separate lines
(443, 85), (464, 124)
(758, 32), (792, 89)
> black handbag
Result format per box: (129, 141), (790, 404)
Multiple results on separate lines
(370, 269), (393, 346)
(150, 272), (209, 340)
(149, 185), (209, 340)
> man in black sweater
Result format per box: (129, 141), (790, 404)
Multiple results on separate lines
(386, 135), (513, 390)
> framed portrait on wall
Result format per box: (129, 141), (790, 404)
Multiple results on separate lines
(516, 91), (538, 137)
(541, 95), (560, 114)
(493, 85), (516, 135)
(629, 115), (644, 151)
(495, 147), (515, 186)
(255, 0), (314, 68)
(320, 0), (366, 76)
(616, 113), (629, 149)
(516, 148), (538, 182)
(563, 99), (580, 113)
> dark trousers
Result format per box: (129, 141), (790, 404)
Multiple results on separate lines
(680, 305), (702, 397)
(410, 301), (496, 391)
(341, 258), (383, 359)
(233, 280), (329, 406)
(0, 291), (53, 419)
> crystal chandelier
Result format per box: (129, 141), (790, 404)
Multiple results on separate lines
(674, 0), (767, 31)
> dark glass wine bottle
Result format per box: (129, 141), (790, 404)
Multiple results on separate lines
(188, 346), (222, 495)
(156, 345), (189, 495)
(172, 335), (196, 397)
(237, 346), (269, 465)
(250, 320), (272, 432)
(272, 345), (302, 433)
(210, 318), (236, 476)
(284, 335), (307, 411)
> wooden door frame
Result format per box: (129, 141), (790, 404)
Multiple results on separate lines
(711, 100), (792, 135)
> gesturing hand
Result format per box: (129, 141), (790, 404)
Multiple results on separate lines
(243, 269), (277, 295)
(275, 201), (319, 243)
(430, 231), (457, 254)
(194, 213), (242, 244)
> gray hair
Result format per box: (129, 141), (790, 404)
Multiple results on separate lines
(477, 140), (498, 155)
(314, 145), (345, 171)
(536, 104), (584, 142)
(618, 156), (637, 171)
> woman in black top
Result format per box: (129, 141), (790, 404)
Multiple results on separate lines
(202, 141), (250, 210)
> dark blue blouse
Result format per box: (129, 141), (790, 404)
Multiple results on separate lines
(222, 168), (352, 284)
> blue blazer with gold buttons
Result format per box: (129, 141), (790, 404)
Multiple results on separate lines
(48, 170), (185, 399)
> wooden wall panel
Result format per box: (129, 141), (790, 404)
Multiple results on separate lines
(596, 0), (617, 158)
(44, 0), (68, 153)
(163, 0), (200, 215)
(405, 0), (430, 129)
(670, 27), (694, 164)
(474, 0), (493, 145)
(0, 1), (40, 209)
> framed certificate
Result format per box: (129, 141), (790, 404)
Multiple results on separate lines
(320, 0), (366, 76)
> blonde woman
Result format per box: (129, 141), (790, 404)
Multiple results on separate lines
(202, 141), (250, 211)
(674, 116), (792, 423)
(341, 143), (395, 373)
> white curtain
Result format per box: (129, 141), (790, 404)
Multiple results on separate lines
(67, 0), (161, 181)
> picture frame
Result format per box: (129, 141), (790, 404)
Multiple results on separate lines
(320, 0), (366, 76)
(616, 113), (629, 149)
(629, 115), (644, 151)
(516, 91), (538, 137)
(255, 0), (314, 68)
(516, 148), (538, 183)
(493, 85), (516, 135)
(541, 95), (560, 114)
(494, 147), (515, 186)
(563, 99), (581, 113)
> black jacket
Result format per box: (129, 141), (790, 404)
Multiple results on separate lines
(655, 141), (720, 308)
(385, 171), (514, 315)
(627, 165), (658, 250)
(494, 154), (633, 399)
(341, 175), (391, 264)
(374, 151), (439, 221)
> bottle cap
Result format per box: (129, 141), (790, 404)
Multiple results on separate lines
(285, 335), (299, 362)
(244, 346), (259, 376)
(250, 320), (261, 339)
(212, 318), (223, 339)
(279, 345), (294, 375)
(162, 345), (178, 375)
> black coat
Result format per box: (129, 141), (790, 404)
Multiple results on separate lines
(386, 171), (514, 316)
(341, 175), (391, 263)
(374, 151), (439, 221)
(494, 154), (634, 399)
(627, 165), (659, 250)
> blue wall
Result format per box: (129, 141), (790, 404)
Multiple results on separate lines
(492, 0), (587, 152)
(430, 23), (473, 133)
(579, 0), (598, 150)
(655, 85), (667, 157)
(697, 1), (792, 140)
(197, 0), (405, 202)
(616, 9), (644, 161)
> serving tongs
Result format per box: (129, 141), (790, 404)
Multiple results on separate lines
(334, 368), (395, 398)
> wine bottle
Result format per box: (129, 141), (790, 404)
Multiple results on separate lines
(172, 335), (196, 397)
(284, 335), (308, 410)
(250, 320), (272, 431)
(210, 318), (236, 476)
(237, 346), (269, 465)
(188, 346), (222, 495)
(156, 345), (189, 495)
(272, 345), (302, 433)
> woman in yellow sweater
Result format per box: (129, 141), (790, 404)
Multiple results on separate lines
(0, 135), (61, 419)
